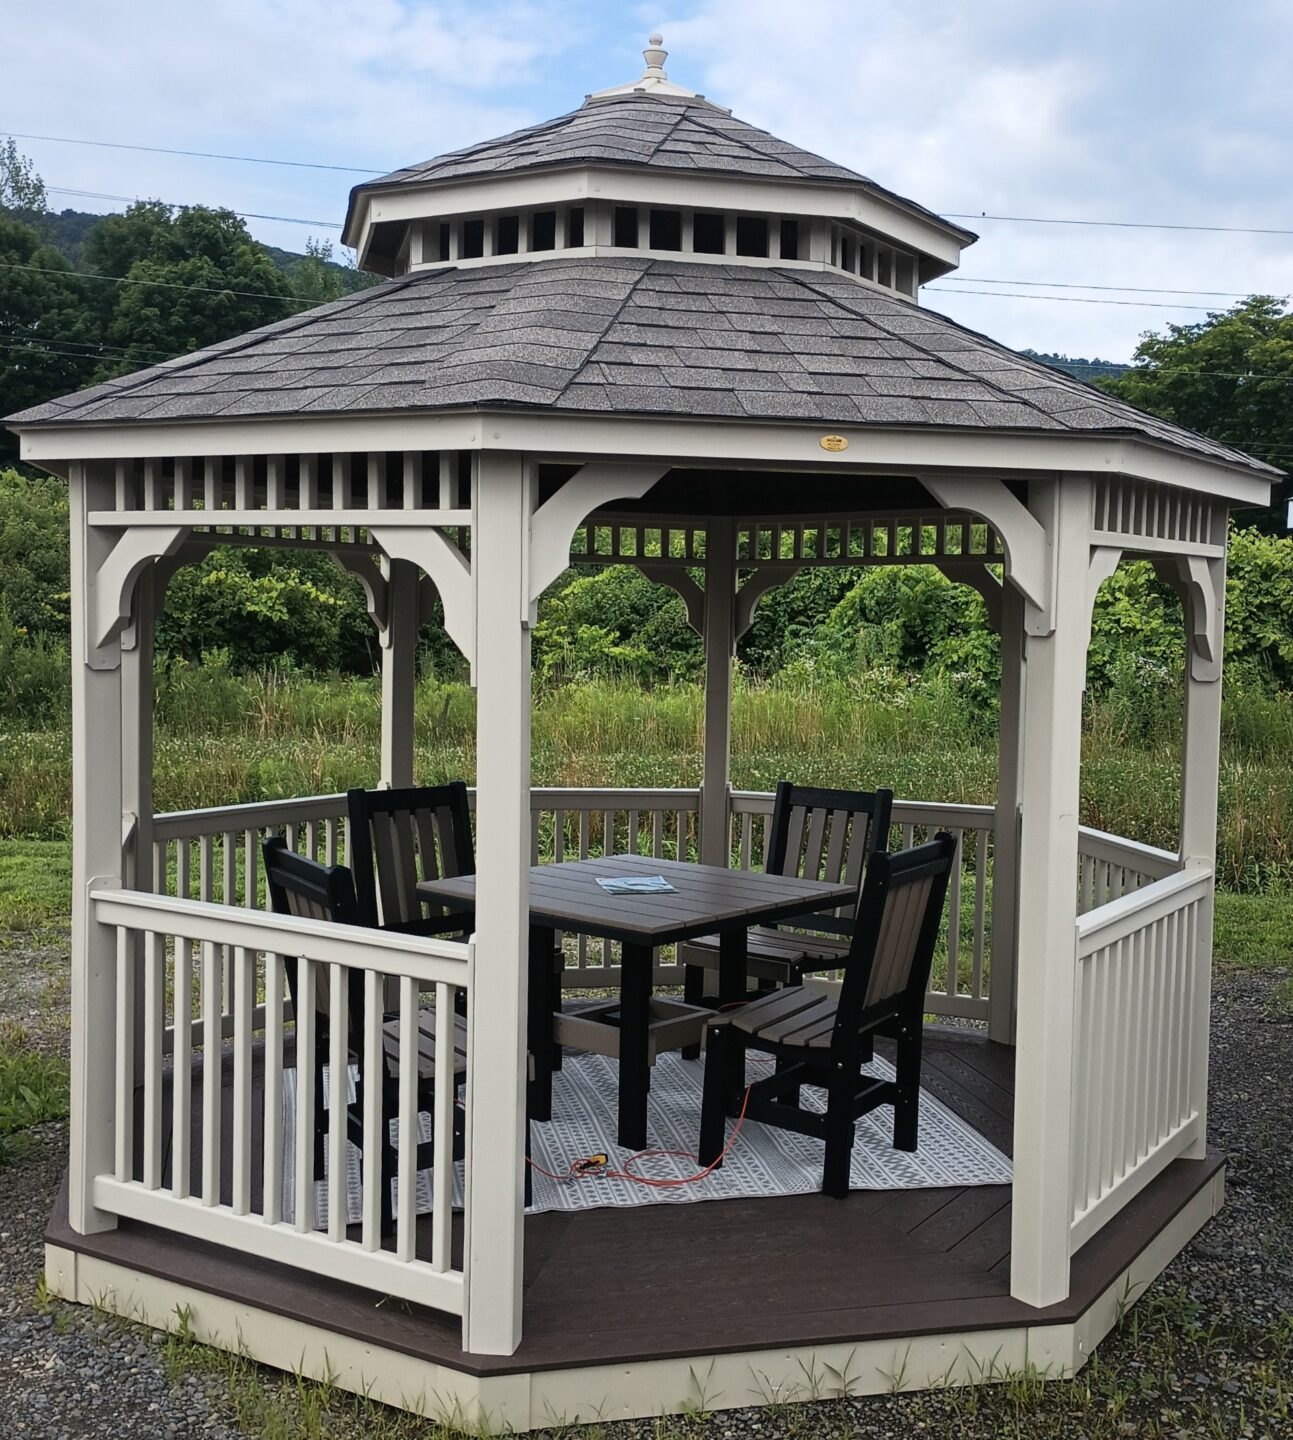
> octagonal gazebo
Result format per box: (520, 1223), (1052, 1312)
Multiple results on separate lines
(8, 37), (1277, 1429)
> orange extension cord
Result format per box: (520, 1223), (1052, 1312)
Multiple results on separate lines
(526, 1084), (753, 1190)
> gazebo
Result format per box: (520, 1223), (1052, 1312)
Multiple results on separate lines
(8, 36), (1277, 1429)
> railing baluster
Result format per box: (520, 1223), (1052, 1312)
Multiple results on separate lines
(201, 939), (222, 1206)
(294, 959), (316, 1233)
(327, 963), (348, 1243)
(114, 928), (135, 1183)
(262, 950), (283, 1224)
(172, 925), (192, 1199)
(431, 980), (455, 1273)
(232, 944), (254, 1216)
(361, 969), (383, 1251)
(142, 930), (165, 1189)
(396, 976), (418, 1263)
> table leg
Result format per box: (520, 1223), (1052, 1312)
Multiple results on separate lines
(528, 924), (555, 1122)
(618, 942), (652, 1150)
(718, 927), (748, 1094)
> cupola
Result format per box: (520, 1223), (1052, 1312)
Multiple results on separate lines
(344, 36), (977, 298)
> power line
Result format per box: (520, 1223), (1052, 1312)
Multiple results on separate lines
(3, 129), (382, 176)
(46, 185), (342, 229)
(0, 258), (311, 307)
(927, 285), (1222, 312)
(941, 211), (1293, 237)
(8, 126), (1293, 238)
(940, 276), (1285, 301)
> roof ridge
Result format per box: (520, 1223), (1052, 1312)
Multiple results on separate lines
(643, 105), (692, 164)
(551, 257), (656, 406)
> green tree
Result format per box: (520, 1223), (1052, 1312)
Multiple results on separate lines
(0, 138), (47, 216)
(288, 237), (353, 305)
(0, 214), (100, 456)
(82, 203), (300, 375)
(1098, 297), (1293, 529)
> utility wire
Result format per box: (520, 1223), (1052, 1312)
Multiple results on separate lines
(0, 258), (313, 306)
(46, 185), (343, 229)
(941, 211), (1293, 237)
(8, 127), (1293, 237)
(940, 276), (1286, 301)
(3, 129), (383, 175)
(926, 285), (1222, 312)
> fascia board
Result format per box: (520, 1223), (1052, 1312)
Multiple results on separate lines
(16, 410), (1274, 505)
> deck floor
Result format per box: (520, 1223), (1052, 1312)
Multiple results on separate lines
(48, 1027), (1222, 1377)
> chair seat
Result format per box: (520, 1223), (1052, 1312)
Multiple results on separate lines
(553, 997), (709, 1064)
(382, 1006), (470, 1083)
(681, 925), (851, 984)
(723, 984), (839, 1048)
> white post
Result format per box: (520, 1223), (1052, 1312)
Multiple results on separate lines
(380, 558), (419, 789)
(988, 582), (1025, 1044)
(699, 516), (735, 868)
(1177, 553), (1225, 1159)
(68, 460), (126, 1234)
(122, 563), (157, 1085)
(1009, 476), (1090, 1307)
(462, 452), (531, 1355)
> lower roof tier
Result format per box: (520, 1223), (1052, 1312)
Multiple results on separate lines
(5, 255), (1275, 480)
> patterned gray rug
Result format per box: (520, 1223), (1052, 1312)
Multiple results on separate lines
(281, 1047), (1011, 1228)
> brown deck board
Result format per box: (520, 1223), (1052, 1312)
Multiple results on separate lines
(48, 1029), (1225, 1378)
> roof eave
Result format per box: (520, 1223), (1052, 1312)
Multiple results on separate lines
(343, 160), (978, 255)
(12, 407), (1278, 506)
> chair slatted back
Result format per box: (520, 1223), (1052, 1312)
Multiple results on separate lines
(833, 832), (957, 1051)
(766, 782), (894, 934)
(347, 782), (474, 933)
(262, 836), (364, 1031)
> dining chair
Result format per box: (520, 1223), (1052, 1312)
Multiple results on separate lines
(346, 781), (475, 937)
(261, 836), (469, 1228)
(680, 782), (894, 1018)
(697, 832), (957, 1198)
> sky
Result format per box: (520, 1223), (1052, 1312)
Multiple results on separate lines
(5, 0), (1292, 362)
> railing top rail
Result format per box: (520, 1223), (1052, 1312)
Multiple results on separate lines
(153, 792), (348, 840)
(525, 786), (702, 807)
(730, 791), (996, 825)
(1075, 867), (1212, 955)
(1077, 824), (1179, 877)
(91, 886), (471, 984)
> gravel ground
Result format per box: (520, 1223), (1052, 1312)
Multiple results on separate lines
(1, 936), (1289, 1439)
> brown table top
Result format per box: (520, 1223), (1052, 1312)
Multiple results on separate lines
(418, 854), (856, 947)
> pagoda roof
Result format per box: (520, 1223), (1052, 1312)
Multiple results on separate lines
(345, 91), (974, 246)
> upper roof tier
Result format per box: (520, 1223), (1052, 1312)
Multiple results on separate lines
(344, 37), (976, 290)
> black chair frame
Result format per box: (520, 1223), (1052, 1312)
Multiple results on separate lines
(698, 832), (957, 1198)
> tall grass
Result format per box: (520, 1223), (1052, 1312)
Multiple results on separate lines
(1, 665), (1291, 891)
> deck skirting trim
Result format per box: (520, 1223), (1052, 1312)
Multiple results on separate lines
(43, 1169), (1223, 1431)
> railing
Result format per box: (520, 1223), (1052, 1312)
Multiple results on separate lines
(151, 787), (998, 1022)
(91, 886), (470, 1315)
(1077, 826), (1179, 914)
(730, 792), (997, 1020)
(1068, 867), (1210, 1251)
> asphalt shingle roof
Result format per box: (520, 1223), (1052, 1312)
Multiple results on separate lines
(5, 256), (1278, 478)
(348, 93), (972, 243)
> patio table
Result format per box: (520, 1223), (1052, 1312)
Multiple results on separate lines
(419, 853), (855, 1149)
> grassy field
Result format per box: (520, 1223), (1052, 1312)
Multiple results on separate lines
(3, 669), (1293, 891)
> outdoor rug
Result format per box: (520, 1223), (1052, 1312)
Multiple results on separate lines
(280, 1046), (1011, 1228)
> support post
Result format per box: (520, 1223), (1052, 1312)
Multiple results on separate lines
(122, 564), (157, 1085)
(988, 581), (1025, 1044)
(1009, 476), (1090, 1307)
(69, 460), (125, 1234)
(380, 558), (419, 788)
(699, 516), (735, 868)
(1177, 553), (1226, 1159)
(462, 453), (532, 1355)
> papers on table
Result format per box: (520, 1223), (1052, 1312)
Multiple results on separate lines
(595, 874), (677, 895)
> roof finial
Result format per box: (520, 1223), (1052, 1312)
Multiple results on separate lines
(642, 33), (668, 81)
